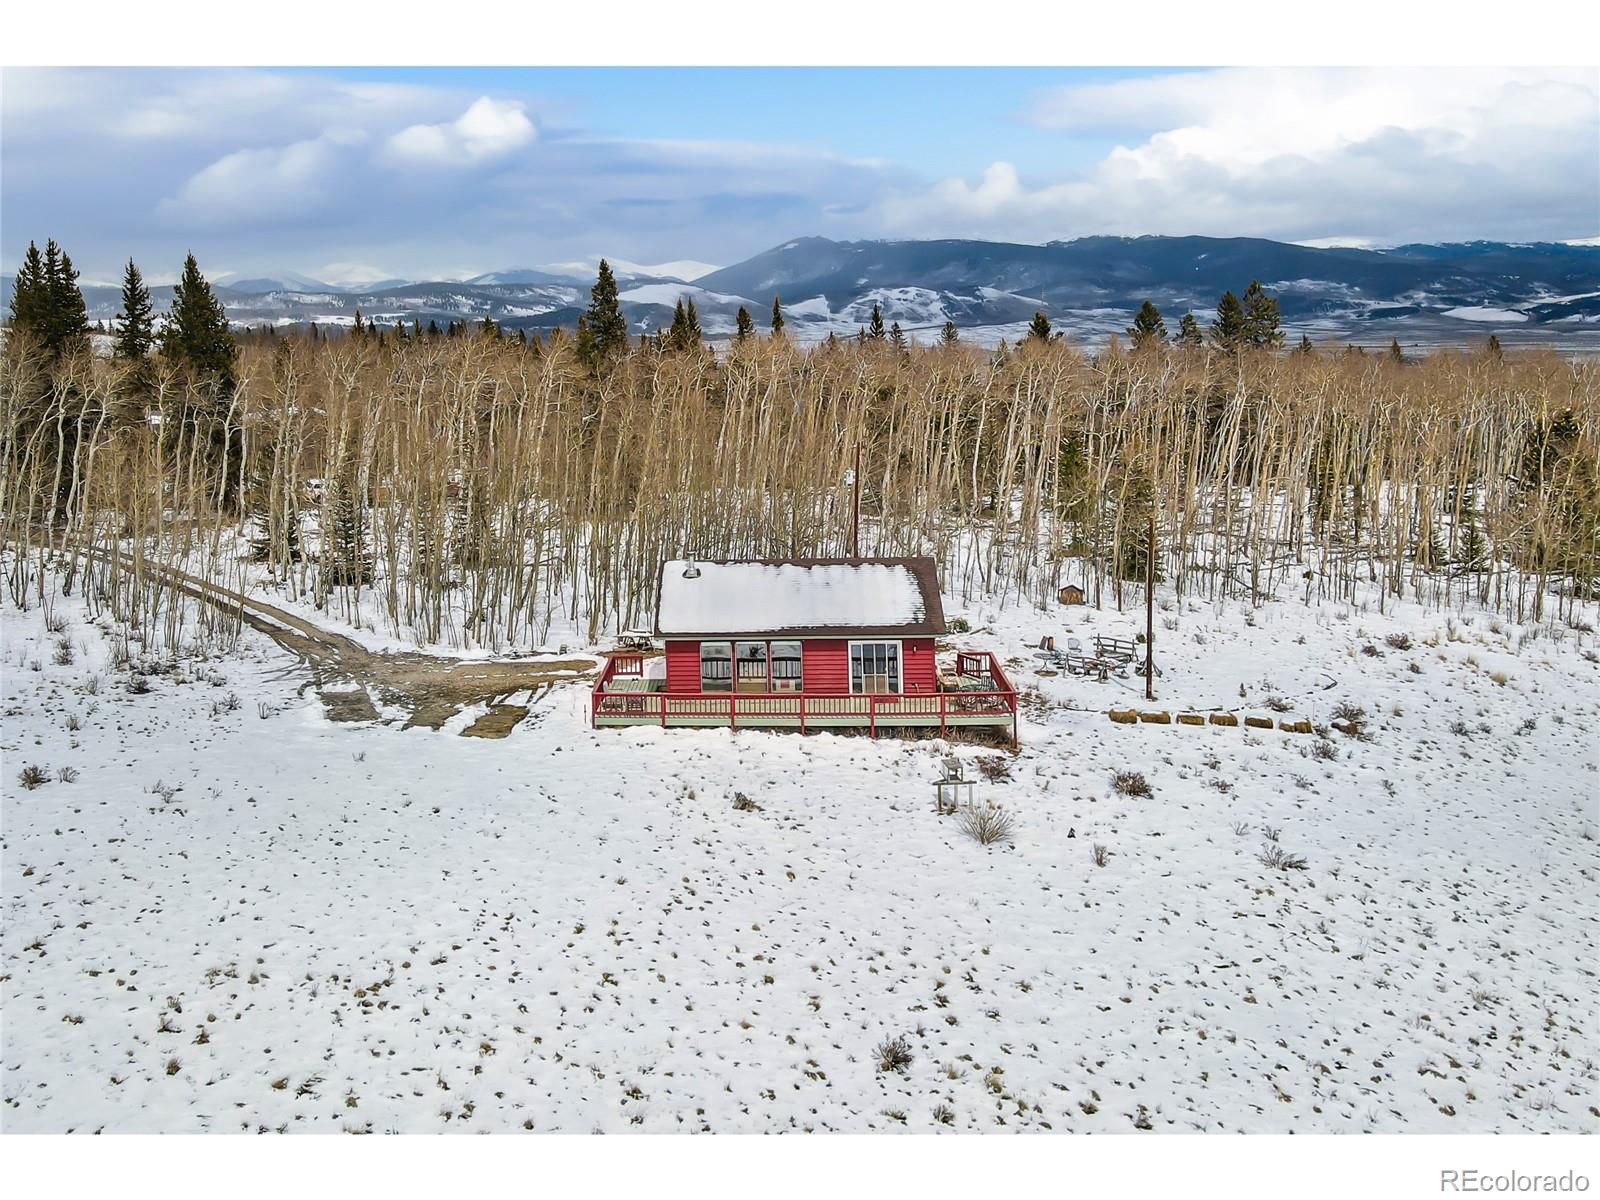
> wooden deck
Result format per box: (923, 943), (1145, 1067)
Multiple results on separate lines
(590, 651), (1018, 740)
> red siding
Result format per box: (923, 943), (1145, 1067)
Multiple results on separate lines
(665, 636), (935, 695)
(903, 637), (937, 693)
(664, 640), (700, 694)
(802, 640), (850, 694)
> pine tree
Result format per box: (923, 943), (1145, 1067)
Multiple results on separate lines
(1296, 333), (1315, 355)
(1175, 312), (1203, 348)
(1455, 481), (1488, 573)
(1241, 280), (1284, 349)
(770, 294), (785, 337)
(46, 241), (90, 355)
(426, 319), (441, 338)
(1210, 291), (1248, 352)
(889, 321), (907, 352)
(352, 309), (365, 339)
(1127, 300), (1167, 349)
(866, 302), (886, 341)
(13, 239), (91, 359)
(9, 241), (48, 335)
(940, 320), (958, 345)
(160, 253), (237, 388)
(480, 316), (500, 339)
(114, 258), (156, 373)
(667, 298), (690, 352)
(1389, 338), (1404, 363)
(1486, 334), (1503, 361)
(1027, 310), (1052, 341)
(735, 306), (754, 341)
(681, 299), (700, 350)
(582, 259), (629, 365)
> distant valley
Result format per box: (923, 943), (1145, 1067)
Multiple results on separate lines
(18, 235), (1600, 351)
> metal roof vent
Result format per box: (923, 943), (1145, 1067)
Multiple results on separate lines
(681, 561), (701, 579)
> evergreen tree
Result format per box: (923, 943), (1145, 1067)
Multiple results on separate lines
(1027, 310), (1052, 341)
(480, 316), (500, 339)
(734, 306), (754, 341)
(1389, 338), (1404, 363)
(1296, 333), (1315, 355)
(940, 320), (959, 345)
(1175, 312), (1203, 348)
(114, 259), (156, 381)
(581, 259), (629, 365)
(1486, 334), (1503, 361)
(46, 241), (91, 355)
(1210, 291), (1248, 352)
(9, 241), (48, 334)
(352, 309), (366, 339)
(1127, 300), (1167, 349)
(770, 293), (785, 337)
(1241, 280), (1284, 348)
(574, 315), (594, 361)
(427, 319), (441, 338)
(889, 321), (907, 352)
(160, 253), (237, 388)
(1455, 481), (1488, 573)
(866, 302), (886, 341)
(10, 239), (90, 358)
(667, 298), (690, 352)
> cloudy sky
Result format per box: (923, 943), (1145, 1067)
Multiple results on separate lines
(3, 65), (1596, 284)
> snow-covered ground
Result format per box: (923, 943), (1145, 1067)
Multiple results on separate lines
(3, 569), (1596, 1133)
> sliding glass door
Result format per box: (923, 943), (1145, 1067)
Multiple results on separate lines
(849, 641), (901, 694)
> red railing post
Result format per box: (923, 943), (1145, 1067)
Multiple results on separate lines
(940, 690), (947, 738)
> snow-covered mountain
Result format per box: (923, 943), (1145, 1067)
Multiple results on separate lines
(15, 236), (1598, 349)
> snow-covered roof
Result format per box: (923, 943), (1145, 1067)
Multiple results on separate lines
(655, 558), (946, 638)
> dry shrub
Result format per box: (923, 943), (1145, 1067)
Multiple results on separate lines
(874, 1035), (914, 1073)
(1091, 843), (1113, 867)
(1111, 770), (1152, 798)
(17, 764), (49, 790)
(1258, 843), (1308, 871)
(975, 754), (1012, 782)
(957, 801), (1016, 846)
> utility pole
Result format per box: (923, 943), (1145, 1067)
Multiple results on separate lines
(1145, 511), (1156, 701)
(851, 444), (861, 559)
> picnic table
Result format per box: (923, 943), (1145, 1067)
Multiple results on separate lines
(616, 629), (655, 651)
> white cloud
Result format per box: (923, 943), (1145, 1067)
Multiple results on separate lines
(383, 97), (536, 166)
(157, 130), (367, 225)
(884, 68), (1599, 244)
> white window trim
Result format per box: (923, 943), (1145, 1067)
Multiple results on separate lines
(847, 638), (904, 695)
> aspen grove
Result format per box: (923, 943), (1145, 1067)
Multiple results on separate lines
(4, 326), (1597, 655)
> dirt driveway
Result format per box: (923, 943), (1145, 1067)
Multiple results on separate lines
(88, 552), (598, 735)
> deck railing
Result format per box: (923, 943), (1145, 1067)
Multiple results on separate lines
(591, 649), (1017, 739)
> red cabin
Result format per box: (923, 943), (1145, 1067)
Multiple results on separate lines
(591, 557), (1017, 741)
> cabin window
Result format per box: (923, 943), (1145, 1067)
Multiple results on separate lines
(850, 641), (901, 694)
(700, 641), (732, 691)
(735, 641), (769, 693)
(770, 641), (802, 692)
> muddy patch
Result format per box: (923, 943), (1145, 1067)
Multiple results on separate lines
(320, 687), (380, 723)
(460, 704), (531, 739)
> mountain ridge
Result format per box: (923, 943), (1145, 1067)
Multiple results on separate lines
(10, 235), (1597, 348)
